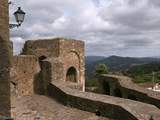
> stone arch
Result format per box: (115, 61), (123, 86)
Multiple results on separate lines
(68, 50), (80, 68)
(114, 88), (122, 97)
(102, 80), (110, 95)
(128, 94), (137, 101)
(66, 67), (77, 82)
(64, 51), (80, 82)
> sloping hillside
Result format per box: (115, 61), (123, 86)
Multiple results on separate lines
(126, 62), (160, 83)
(85, 55), (160, 83)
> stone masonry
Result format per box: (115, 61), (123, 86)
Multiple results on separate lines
(1, 1), (160, 120)
(0, 0), (12, 117)
(11, 55), (40, 99)
(21, 38), (85, 91)
(12, 38), (85, 97)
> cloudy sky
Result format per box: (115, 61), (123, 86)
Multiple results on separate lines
(10, 0), (160, 57)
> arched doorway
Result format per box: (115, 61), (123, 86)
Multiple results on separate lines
(66, 67), (77, 82)
(114, 88), (122, 97)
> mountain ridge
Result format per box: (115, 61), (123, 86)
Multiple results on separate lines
(85, 55), (160, 79)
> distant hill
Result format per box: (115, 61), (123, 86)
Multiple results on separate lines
(85, 56), (105, 65)
(126, 62), (160, 83)
(85, 55), (160, 80)
(96, 56), (160, 71)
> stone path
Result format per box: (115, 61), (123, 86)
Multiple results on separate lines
(11, 95), (111, 120)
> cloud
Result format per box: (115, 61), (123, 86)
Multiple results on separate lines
(10, 0), (160, 57)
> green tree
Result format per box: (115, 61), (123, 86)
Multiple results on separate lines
(95, 63), (108, 76)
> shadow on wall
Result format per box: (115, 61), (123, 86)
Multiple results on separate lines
(114, 88), (122, 98)
(34, 56), (47, 95)
(128, 94), (137, 101)
(34, 72), (45, 95)
(102, 80), (110, 95)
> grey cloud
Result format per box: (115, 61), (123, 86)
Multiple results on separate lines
(10, 0), (160, 57)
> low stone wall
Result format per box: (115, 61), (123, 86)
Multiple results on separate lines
(47, 81), (160, 120)
(98, 75), (160, 109)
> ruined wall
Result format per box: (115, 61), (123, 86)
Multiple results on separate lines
(0, 0), (11, 117)
(60, 40), (85, 91)
(47, 80), (160, 120)
(22, 39), (60, 58)
(11, 55), (40, 98)
(21, 38), (85, 91)
(98, 75), (160, 109)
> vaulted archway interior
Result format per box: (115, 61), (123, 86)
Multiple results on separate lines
(66, 67), (77, 82)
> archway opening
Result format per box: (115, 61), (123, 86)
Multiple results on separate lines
(38, 56), (47, 69)
(102, 81), (110, 95)
(128, 94), (137, 101)
(114, 88), (122, 97)
(66, 67), (77, 82)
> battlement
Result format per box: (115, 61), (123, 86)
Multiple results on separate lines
(22, 38), (84, 58)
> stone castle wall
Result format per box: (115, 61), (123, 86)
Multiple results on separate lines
(22, 39), (60, 57)
(98, 75), (160, 109)
(0, 0), (11, 117)
(11, 55), (40, 98)
(0, 0), (9, 41)
(20, 38), (85, 91)
(47, 80), (160, 120)
(59, 39), (85, 90)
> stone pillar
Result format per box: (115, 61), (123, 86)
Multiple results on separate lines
(0, 0), (11, 117)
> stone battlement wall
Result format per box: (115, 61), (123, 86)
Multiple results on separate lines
(98, 75), (160, 109)
(47, 80), (160, 120)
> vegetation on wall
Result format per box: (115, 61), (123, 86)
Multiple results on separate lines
(85, 63), (108, 92)
(95, 63), (108, 76)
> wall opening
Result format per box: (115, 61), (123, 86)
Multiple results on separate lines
(114, 88), (122, 97)
(39, 56), (47, 69)
(102, 81), (110, 95)
(66, 67), (77, 82)
(128, 94), (137, 101)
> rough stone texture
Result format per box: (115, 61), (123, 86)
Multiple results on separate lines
(12, 38), (160, 120)
(21, 38), (85, 91)
(11, 55), (40, 100)
(98, 75), (160, 109)
(0, 0), (11, 117)
(47, 80), (160, 120)
(11, 95), (110, 120)
(1, 0), (160, 119)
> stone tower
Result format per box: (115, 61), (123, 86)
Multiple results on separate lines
(0, 0), (11, 117)
(22, 38), (85, 91)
